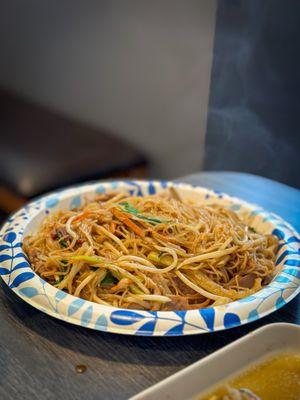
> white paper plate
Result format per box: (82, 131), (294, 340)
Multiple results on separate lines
(0, 180), (299, 336)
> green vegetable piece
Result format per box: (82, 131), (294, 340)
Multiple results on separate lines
(55, 230), (68, 248)
(119, 202), (167, 225)
(101, 271), (118, 286)
(59, 260), (68, 272)
(129, 284), (144, 295)
(59, 239), (68, 248)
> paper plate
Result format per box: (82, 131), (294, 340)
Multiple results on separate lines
(0, 180), (299, 336)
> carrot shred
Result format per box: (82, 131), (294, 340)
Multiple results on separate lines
(112, 208), (145, 237)
(72, 211), (93, 223)
(111, 278), (133, 293)
(110, 221), (116, 233)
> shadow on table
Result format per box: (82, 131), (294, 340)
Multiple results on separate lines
(1, 279), (299, 368)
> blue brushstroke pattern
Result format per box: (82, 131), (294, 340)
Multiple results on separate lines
(55, 290), (68, 301)
(237, 295), (256, 303)
(276, 250), (299, 265)
(110, 310), (145, 325)
(45, 197), (59, 208)
(199, 308), (215, 331)
(275, 297), (286, 309)
(287, 236), (300, 244)
(0, 254), (12, 262)
(14, 252), (26, 259)
(3, 232), (16, 243)
(148, 182), (156, 195)
(110, 182), (118, 189)
(284, 259), (300, 267)
(165, 323), (185, 336)
(9, 272), (34, 288)
(282, 268), (300, 279)
(136, 320), (156, 336)
(81, 305), (93, 326)
(12, 261), (30, 271)
(19, 287), (39, 298)
(70, 196), (82, 209)
(224, 313), (241, 329)
(174, 310), (186, 322)
(274, 276), (292, 284)
(272, 229), (285, 240)
(0, 268), (10, 275)
(67, 298), (85, 316)
(96, 185), (105, 193)
(248, 309), (259, 322)
(95, 314), (108, 331)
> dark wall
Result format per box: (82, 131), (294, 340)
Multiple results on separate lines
(205, 0), (300, 188)
(0, 0), (216, 179)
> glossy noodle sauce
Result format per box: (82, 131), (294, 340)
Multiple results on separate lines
(199, 352), (300, 400)
(23, 190), (278, 311)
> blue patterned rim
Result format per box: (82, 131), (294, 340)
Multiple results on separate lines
(0, 180), (299, 336)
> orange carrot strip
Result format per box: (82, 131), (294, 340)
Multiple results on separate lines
(124, 219), (145, 237)
(113, 209), (145, 237)
(111, 278), (133, 293)
(110, 221), (116, 233)
(72, 211), (93, 223)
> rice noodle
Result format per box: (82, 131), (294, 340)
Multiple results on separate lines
(23, 189), (278, 311)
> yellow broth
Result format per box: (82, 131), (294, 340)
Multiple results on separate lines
(200, 352), (300, 400)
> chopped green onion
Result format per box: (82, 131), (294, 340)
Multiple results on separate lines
(68, 256), (123, 283)
(147, 251), (161, 264)
(56, 231), (68, 248)
(101, 271), (118, 286)
(69, 255), (106, 263)
(119, 202), (169, 225)
(59, 239), (68, 248)
(129, 284), (144, 295)
(132, 294), (171, 302)
(147, 251), (173, 266)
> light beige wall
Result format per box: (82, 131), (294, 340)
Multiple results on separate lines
(0, 0), (216, 178)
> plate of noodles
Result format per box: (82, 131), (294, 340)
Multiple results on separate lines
(0, 180), (299, 336)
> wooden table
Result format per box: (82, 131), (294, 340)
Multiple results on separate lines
(0, 172), (299, 400)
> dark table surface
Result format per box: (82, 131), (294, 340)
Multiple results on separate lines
(0, 171), (299, 400)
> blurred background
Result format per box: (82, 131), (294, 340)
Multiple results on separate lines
(0, 0), (299, 216)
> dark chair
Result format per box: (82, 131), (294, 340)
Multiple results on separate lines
(0, 89), (147, 212)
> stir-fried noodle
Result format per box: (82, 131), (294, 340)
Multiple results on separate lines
(23, 189), (278, 311)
